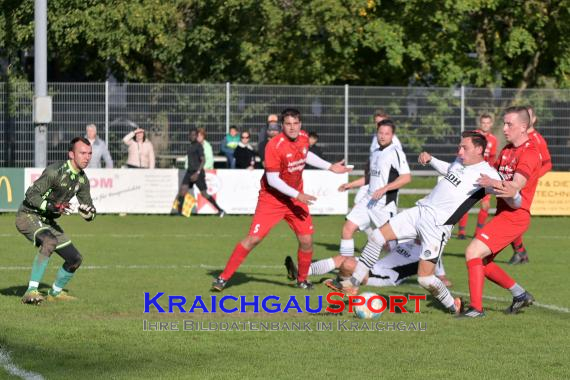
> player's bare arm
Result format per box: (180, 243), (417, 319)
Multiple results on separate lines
(338, 177), (365, 192)
(371, 173), (412, 200)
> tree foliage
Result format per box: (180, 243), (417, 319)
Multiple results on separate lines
(1, 0), (569, 87)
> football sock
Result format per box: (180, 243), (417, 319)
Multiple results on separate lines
(28, 253), (50, 290)
(508, 283), (526, 298)
(418, 275), (455, 310)
(296, 249), (313, 282)
(511, 236), (526, 253)
(52, 267), (75, 294)
(476, 208), (488, 234)
(339, 239), (354, 256)
(220, 243), (251, 281)
(457, 213), (468, 235)
(205, 195), (224, 213)
(352, 230), (384, 284)
(467, 258), (485, 311)
(483, 261), (515, 289)
(308, 258), (335, 276)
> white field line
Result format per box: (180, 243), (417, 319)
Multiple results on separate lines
(0, 263), (567, 314)
(0, 347), (44, 380)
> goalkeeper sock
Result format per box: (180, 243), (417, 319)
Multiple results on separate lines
(52, 266), (75, 294)
(28, 253), (50, 290)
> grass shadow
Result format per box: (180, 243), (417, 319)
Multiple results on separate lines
(0, 282), (52, 297)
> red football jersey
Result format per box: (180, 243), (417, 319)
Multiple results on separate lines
(494, 140), (541, 212)
(477, 129), (498, 166)
(260, 131), (310, 201)
(528, 130), (552, 177)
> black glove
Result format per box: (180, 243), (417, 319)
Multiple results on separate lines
(78, 204), (96, 221)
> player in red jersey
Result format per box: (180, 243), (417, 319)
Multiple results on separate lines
(508, 105), (552, 265)
(211, 108), (352, 291)
(459, 106), (541, 318)
(457, 113), (498, 239)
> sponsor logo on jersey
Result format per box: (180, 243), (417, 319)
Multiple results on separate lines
(444, 172), (462, 187)
(423, 250), (431, 258)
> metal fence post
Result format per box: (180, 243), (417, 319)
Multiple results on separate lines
(344, 84), (349, 163)
(460, 85), (465, 133)
(226, 82), (230, 134)
(105, 80), (109, 144)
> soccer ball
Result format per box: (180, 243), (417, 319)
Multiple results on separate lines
(353, 292), (384, 320)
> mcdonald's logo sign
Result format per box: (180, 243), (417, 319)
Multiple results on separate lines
(0, 176), (13, 203)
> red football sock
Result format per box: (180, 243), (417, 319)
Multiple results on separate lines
(476, 208), (488, 233)
(296, 249), (313, 283)
(484, 262), (516, 289)
(220, 243), (251, 281)
(458, 213), (468, 234)
(467, 258), (485, 311)
(511, 235), (526, 253)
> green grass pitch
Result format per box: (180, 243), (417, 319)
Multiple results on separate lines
(1, 213), (569, 379)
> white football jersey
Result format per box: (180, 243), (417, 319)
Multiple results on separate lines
(370, 134), (403, 152)
(367, 143), (411, 207)
(417, 158), (502, 225)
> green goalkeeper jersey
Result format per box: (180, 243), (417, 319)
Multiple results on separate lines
(20, 160), (94, 219)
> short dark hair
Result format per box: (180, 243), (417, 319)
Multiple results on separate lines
(229, 125), (238, 131)
(462, 130), (487, 155)
(480, 113), (493, 121)
(504, 106), (530, 128)
(280, 108), (301, 122)
(308, 131), (319, 139)
(374, 109), (390, 119)
(69, 137), (91, 152)
(377, 119), (396, 133)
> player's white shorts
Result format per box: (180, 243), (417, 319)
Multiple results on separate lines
(347, 196), (396, 231)
(387, 206), (452, 262)
(354, 185), (368, 205)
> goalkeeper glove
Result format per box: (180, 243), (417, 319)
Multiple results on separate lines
(78, 204), (96, 221)
(46, 202), (72, 215)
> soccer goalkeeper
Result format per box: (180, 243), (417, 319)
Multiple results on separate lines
(15, 137), (96, 304)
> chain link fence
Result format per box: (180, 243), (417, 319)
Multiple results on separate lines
(1, 83), (569, 170)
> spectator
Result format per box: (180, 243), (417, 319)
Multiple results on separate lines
(122, 128), (155, 168)
(307, 131), (325, 168)
(220, 126), (240, 168)
(197, 127), (214, 170)
(234, 131), (256, 170)
(258, 123), (281, 167)
(85, 124), (113, 168)
(258, 114), (279, 147)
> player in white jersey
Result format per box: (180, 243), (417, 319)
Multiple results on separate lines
(354, 111), (404, 205)
(285, 239), (449, 287)
(335, 120), (411, 258)
(327, 131), (515, 315)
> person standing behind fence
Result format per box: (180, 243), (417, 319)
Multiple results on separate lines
(86, 124), (113, 168)
(220, 126), (240, 168)
(258, 114), (279, 148)
(123, 128), (155, 168)
(197, 128), (214, 170)
(234, 131), (256, 170)
(258, 123), (281, 167)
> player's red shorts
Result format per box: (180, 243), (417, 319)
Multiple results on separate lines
(475, 208), (530, 257)
(248, 193), (314, 238)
